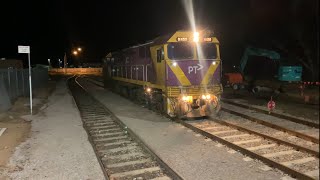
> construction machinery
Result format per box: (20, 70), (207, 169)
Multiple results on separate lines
(223, 46), (303, 93)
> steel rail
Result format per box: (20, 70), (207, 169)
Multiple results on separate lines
(222, 99), (319, 128)
(72, 76), (183, 180)
(208, 117), (319, 157)
(221, 107), (319, 144)
(176, 119), (315, 180)
(67, 77), (110, 180)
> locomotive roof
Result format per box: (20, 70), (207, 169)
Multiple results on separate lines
(106, 29), (217, 56)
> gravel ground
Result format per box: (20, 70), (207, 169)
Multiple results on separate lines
(79, 78), (285, 180)
(6, 80), (105, 180)
(222, 89), (319, 122)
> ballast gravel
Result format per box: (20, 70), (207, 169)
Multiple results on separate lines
(7, 80), (105, 180)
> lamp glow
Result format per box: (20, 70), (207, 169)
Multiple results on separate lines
(193, 32), (199, 42)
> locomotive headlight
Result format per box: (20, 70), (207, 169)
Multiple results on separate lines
(201, 94), (211, 100)
(201, 95), (206, 100)
(193, 32), (199, 42)
(172, 62), (177, 67)
(182, 96), (193, 103)
(206, 94), (211, 100)
(212, 61), (216, 65)
(182, 96), (188, 101)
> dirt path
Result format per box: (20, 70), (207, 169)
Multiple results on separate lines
(0, 81), (56, 179)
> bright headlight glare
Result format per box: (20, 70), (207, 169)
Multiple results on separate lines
(173, 62), (177, 67)
(193, 32), (199, 42)
(182, 96), (193, 102)
(146, 88), (151, 92)
(182, 96), (187, 101)
(201, 95), (206, 99)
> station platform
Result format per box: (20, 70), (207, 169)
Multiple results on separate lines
(79, 78), (287, 180)
(5, 80), (104, 179)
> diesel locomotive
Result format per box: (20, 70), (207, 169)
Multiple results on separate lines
(102, 29), (223, 118)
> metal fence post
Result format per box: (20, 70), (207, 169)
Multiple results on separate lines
(15, 68), (19, 96)
(21, 69), (25, 96)
(7, 68), (11, 99)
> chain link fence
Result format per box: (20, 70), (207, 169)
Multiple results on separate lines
(0, 67), (48, 111)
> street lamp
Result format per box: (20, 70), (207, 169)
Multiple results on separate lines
(73, 50), (78, 55)
(77, 47), (82, 52)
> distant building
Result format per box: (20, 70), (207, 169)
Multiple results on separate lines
(0, 59), (23, 69)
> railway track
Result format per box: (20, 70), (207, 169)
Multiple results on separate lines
(68, 77), (181, 180)
(220, 101), (319, 145)
(178, 119), (319, 180)
(82, 76), (319, 179)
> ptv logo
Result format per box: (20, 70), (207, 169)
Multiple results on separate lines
(188, 64), (203, 74)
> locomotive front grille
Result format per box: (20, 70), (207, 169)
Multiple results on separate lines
(167, 85), (222, 97)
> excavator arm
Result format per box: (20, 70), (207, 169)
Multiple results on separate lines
(239, 46), (281, 74)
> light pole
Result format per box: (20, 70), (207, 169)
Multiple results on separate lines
(72, 47), (82, 67)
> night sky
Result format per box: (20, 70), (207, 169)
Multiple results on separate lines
(0, 0), (318, 78)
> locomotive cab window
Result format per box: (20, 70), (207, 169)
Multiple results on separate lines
(157, 48), (164, 62)
(199, 43), (217, 59)
(168, 43), (193, 60)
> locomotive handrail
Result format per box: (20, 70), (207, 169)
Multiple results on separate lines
(113, 64), (145, 81)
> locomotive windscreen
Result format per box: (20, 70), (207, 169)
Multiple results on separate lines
(168, 43), (193, 59)
(199, 43), (217, 59)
